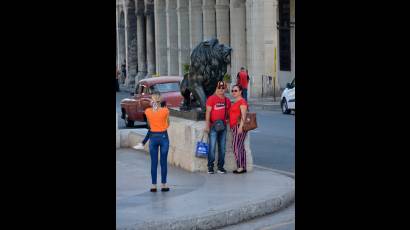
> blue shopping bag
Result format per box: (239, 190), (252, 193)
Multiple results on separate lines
(195, 133), (209, 158)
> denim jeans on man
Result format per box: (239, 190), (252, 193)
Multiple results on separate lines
(149, 131), (169, 184)
(242, 88), (248, 101)
(208, 126), (227, 170)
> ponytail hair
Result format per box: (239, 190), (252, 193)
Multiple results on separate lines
(151, 93), (162, 112)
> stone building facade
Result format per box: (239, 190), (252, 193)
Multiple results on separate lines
(116, 0), (295, 98)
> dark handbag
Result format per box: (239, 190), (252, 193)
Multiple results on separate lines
(211, 98), (228, 132)
(212, 119), (225, 132)
(241, 112), (257, 132)
(195, 133), (209, 158)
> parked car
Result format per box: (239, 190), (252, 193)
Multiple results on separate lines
(280, 78), (295, 114)
(120, 76), (184, 127)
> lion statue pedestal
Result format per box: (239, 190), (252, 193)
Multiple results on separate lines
(169, 107), (205, 121)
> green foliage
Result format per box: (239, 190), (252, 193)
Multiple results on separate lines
(223, 73), (231, 83)
(183, 63), (190, 75)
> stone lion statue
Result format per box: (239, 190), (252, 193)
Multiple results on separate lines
(180, 38), (232, 111)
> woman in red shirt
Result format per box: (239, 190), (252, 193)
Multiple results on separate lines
(229, 84), (249, 173)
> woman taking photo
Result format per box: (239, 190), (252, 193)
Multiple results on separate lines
(229, 85), (249, 174)
(144, 93), (170, 192)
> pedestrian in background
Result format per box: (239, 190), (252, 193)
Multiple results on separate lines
(236, 67), (250, 101)
(121, 61), (126, 84)
(116, 67), (120, 92)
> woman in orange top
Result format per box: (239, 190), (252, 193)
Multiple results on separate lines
(144, 93), (170, 192)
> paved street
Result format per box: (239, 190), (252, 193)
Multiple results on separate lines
(248, 109), (295, 174)
(116, 92), (295, 174)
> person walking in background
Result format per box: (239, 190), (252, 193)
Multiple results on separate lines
(144, 93), (171, 192)
(121, 61), (126, 84)
(236, 67), (250, 101)
(204, 81), (231, 174)
(229, 84), (249, 174)
(116, 67), (120, 92)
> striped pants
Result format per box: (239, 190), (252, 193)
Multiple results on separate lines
(231, 124), (248, 169)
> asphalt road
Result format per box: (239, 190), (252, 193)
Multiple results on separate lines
(248, 109), (295, 173)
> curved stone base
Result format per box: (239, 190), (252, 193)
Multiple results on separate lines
(167, 117), (253, 172)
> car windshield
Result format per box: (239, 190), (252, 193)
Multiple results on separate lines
(152, 82), (180, 93)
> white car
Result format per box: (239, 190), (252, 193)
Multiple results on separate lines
(280, 78), (295, 114)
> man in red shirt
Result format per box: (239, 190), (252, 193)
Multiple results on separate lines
(236, 67), (250, 101)
(204, 81), (231, 174)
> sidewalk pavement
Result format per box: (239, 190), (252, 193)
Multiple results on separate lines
(247, 97), (281, 111)
(116, 148), (294, 230)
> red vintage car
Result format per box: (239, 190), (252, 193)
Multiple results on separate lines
(120, 76), (183, 127)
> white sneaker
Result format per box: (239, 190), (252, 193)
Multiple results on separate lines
(132, 143), (144, 150)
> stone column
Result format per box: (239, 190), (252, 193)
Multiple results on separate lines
(247, 0), (265, 98)
(155, 0), (168, 75)
(166, 0), (179, 75)
(202, 0), (216, 40)
(145, 0), (156, 76)
(177, 0), (190, 76)
(189, 0), (203, 49)
(117, 9), (127, 84)
(230, 0), (246, 86)
(116, 7), (120, 68)
(125, 3), (138, 87)
(263, 0), (279, 97)
(290, 0), (295, 77)
(136, 1), (147, 81)
(216, 0), (230, 45)
(216, 0), (230, 77)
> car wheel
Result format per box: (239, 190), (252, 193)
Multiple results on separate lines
(120, 109), (126, 119)
(126, 119), (134, 127)
(124, 114), (134, 127)
(281, 98), (291, 114)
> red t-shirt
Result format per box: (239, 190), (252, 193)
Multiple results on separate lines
(206, 95), (231, 126)
(237, 71), (249, 89)
(229, 98), (248, 128)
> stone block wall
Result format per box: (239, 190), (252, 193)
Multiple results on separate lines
(119, 116), (253, 173)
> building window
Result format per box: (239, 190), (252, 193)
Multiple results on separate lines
(278, 0), (291, 71)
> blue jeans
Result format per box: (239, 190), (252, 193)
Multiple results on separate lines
(208, 126), (227, 170)
(149, 131), (169, 184)
(242, 88), (248, 101)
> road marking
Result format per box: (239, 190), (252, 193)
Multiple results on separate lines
(253, 165), (295, 178)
